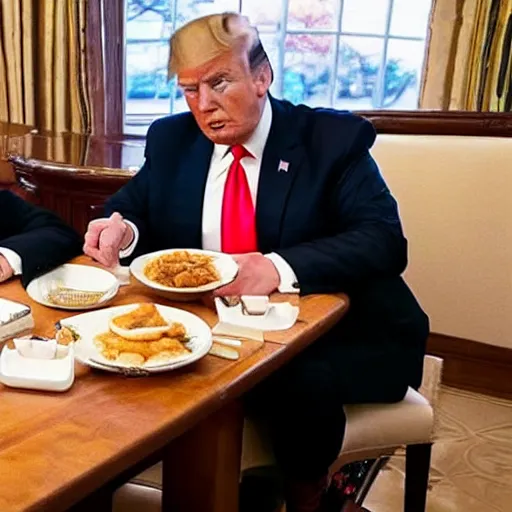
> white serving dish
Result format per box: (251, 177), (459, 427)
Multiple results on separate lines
(0, 343), (75, 392)
(59, 303), (213, 374)
(129, 249), (238, 301)
(26, 264), (119, 310)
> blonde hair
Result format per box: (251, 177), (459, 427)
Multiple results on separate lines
(168, 12), (270, 78)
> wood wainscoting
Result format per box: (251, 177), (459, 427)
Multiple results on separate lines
(358, 110), (512, 137)
(427, 334), (512, 400)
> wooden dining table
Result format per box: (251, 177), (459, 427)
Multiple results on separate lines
(0, 256), (348, 512)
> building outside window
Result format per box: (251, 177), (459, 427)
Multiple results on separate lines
(125, 0), (433, 134)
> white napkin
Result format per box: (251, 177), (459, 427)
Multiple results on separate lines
(212, 298), (299, 341)
(14, 336), (57, 360)
(112, 265), (131, 286)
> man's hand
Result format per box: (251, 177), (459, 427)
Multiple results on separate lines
(0, 255), (14, 283)
(213, 253), (280, 297)
(83, 212), (133, 268)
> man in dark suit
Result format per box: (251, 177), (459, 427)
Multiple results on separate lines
(0, 191), (82, 287)
(84, 13), (428, 512)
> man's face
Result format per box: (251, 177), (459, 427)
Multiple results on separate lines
(178, 51), (270, 145)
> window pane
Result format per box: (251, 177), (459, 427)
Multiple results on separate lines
(125, 1), (173, 134)
(390, 0), (432, 38)
(126, 0), (172, 39)
(242, 0), (281, 30)
(382, 38), (425, 109)
(125, 41), (172, 133)
(334, 36), (384, 110)
(283, 34), (334, 107)
(260, 32), (282, 97)
(175, 0), (240, 29)
(341, 0), (390, 36)
(287, 0), (338, 31)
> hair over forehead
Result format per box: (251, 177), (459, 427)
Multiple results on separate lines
(168, 13), (258, 78)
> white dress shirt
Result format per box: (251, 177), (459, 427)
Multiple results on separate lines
(120, 97), (299, 293)
(0, 248), (22, 275)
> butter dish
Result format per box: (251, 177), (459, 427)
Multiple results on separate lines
(0, 337), (75, 392)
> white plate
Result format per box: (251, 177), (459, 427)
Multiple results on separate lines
(59, 303), (213, 374)
(130, 249), (238, 295)
(26, 264), (119, 310)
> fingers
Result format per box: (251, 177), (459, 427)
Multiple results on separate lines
(83, 245), (114, 267)
(0, 256), (14, 283)
(84, 220), (108, 251)
(212, 281), (239, 297)
(109, 212), (124, 223)
(83, 213), (125, 267)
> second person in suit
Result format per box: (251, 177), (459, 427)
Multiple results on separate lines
(0, 191), (82, 287)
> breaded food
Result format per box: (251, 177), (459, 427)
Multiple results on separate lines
(143, 250), (220, 288)
(111, 303), (168, 329)
(117, 352), (145, 366)
(94, 331), (190, 362)
(109, 303), (171, 341)
(91, 303), (191, 367)
(55, 325), (80, 345)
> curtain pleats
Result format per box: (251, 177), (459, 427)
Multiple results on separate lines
(0, 0), (101, 133)
(421, 0), (512, 111)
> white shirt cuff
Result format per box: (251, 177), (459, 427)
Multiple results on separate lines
(0, 247), (22, 275)
(265, 253), (300, 293)
(89, 218), (139, 259)
(119, 220), (139, 258)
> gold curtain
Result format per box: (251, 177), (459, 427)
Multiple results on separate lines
(0, 0), (100, 133)
(420, 0), (512, 111)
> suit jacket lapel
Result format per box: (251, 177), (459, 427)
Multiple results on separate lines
(256, 98), (304, 253)
(172, 130), (213, 248)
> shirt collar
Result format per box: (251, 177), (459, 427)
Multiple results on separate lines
(213, 96), (272, 161)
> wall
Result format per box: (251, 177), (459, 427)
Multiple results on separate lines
(372, 134), (512, 349)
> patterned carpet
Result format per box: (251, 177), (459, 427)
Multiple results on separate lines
(364, 386), (512, 512)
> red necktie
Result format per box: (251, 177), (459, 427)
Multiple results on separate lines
(221, 145), (258, 254)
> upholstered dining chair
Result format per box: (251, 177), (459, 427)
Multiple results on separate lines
(113, 355), (443, 512)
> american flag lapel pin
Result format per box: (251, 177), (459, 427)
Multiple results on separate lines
(278, 159), (290, 173)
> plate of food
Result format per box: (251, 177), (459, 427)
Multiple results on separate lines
(57, 302), (212, 375)
(26, 264), (119, 310)
(129, 249), (238, 301)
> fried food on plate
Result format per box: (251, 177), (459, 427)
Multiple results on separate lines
(55, 324), (80, 345)
(93, 303), (191, 366)
(143, 250), (220, 288)
(109, 303), (171, 340)
(94, 331), (190, 361)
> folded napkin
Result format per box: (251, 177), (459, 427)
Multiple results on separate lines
(112, 265), (131, 286)
(212, 298), (299, 341)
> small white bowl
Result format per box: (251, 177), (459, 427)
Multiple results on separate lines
(0, 343), (75, 392)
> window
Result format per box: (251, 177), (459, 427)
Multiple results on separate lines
(125, 0), (433, 134)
